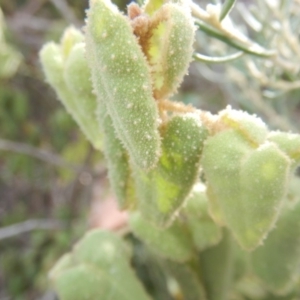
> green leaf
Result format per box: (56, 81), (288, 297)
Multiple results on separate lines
(85, 0), (160, 169)
(201, 129), (252, 244)
(50, 230), (151, 300)
(129, 211), (194, 262)
(53, 264), (112, 300)
(49, 254), (74, 280)
(0, 8), (22, 78)
(0, 44), (22, 78)
(39, 27), (102, 150)
(98, 100), (136, 209)
(232, 242), (249, 282)
(40, 42), (81, 128)
(182, 183), (222, 251)
(219, 106), (269, 146)
(64, 42), (103, 150)
(60, 26), (84, 58)
(143, 0), (164, 15)
(164, 260), (207, 300)
(234, 275), (268, 300)
(202, 127), (291, 250)
(206, 184), (227, 226)
(238, 142), (290, 249)
(147, 2), (195, 100)
(199, 230), (234, 300)
(267, 131), (300, 168)
(73, 230), (131, 266)
(251, 199), (300, 295)
(134, 113), (208, 227)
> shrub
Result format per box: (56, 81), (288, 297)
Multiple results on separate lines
(40, 0), (300, 299)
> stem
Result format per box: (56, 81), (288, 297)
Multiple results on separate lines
(158, 99), (196, 114)
(219, 0), (237, 21)
(190, 1), (275, 58)
(193, 51), (243, 63)
(0, 138), (79, 170)
(0, 219), (64, 240)
(194, 19), (276, 58)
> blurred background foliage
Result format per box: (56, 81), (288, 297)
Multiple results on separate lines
(0, 1), (104, 299)
(1, 0), (300, 299)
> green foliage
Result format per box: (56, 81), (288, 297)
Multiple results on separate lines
(182, 183), (222, 251)
(251, 200), (300, 295)
(99, 100), (135, 209)
(201, 108), (295, 250)
(199, 231), (233, 300)
(40, 27), (102, 150)
(163, 260), (207, 300)
(129, 211), (194, 262)
(146, 1), (195, 100)
(50, 230), (151, 300)
(85, 0), (160, 169)
(35, 0), (300, 299)
(0, 8), (22, 78)
(134, 114), (207, 226)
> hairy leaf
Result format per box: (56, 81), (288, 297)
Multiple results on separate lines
(239, 142), (290, 249)
(64, 42), (102, 150)
(182, 183), (222, 251)
(85, 0), (160, 169)
(202, 129), (291, 250)
(199, 231), (234, 300)
(147, 2), (195, 100)
(164, 260), (207, 300)
(98, 100), (136, 209)
(129, 211), (194, 262)
(39, 27), (102, 150)
(251, 200), (300, 295)
(135, 113), (208, 227)
(50, 230), (151, 300)
(267, 131), (300, 168)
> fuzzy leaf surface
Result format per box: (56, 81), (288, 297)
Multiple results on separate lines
(50, 230), (151, 300)
(85, 0), (160, 169)
(164, 260), (207, 300)
(39, 28), (102, 150)
(199, 231), (234, 300)
(98, 100), (135, 209)
(251, 199), (300, 295)
(202, 129), (291, 250)
(182, 183), (222, 251)
(147, 2), (195, 100)
(135, 114), (208, 227)
(129, 211), (194, 262)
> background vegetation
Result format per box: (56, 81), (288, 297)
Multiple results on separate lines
(1, 0), (300, 299)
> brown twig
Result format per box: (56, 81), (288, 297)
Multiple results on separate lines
(158, 99), (196, 114)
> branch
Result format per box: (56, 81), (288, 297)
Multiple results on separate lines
(0, 138), (79, 170)
(190, 1), (276, 58)
(49, 0), (80, 27)
(193, 51), (243, 63)
(0, 219), (64, 240)
(220, 0), (237, 21)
